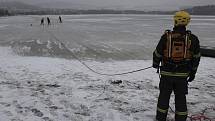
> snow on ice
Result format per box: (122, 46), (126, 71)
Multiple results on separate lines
(0, 46), (215, 121)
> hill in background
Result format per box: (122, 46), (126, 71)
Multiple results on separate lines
(185, 5), (215, 15)
(0, 1), (215, 15)
(0, 1), (39, 10)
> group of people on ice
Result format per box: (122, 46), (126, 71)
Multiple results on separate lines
(40, 16), (62, 26)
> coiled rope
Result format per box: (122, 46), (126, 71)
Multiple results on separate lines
(169, 104), (215, 121)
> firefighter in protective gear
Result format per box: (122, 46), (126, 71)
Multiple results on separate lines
(153, 11), (201, 121)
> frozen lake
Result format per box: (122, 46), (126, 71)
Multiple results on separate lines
(0, 15), (215, 121)
(0, 14), (215, 60)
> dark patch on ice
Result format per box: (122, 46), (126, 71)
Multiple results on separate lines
(33, 83), (61, 92)
(187, 102), (200, 105)
(109, 80), (147, 90)
(72, 104), (91, 116)
(45, 84), (61, 88)
(0, 102), (11, 107)
(10, 101), (33, 117)
(111, 90), (128, 94)
(113, 99), (129, 105)
(49, 105), (62, 110)
(110, 80), (123, 85)
(0, 81), (20, 86)
(74, 112), (90, 116)
(31, 108), (44, 117)
(15, 106), (31, 116)
(209, 75), (215, 79)
(42, 117), (53, 121)
(189, 86), (200, 90)
(94, 97), (111, 102)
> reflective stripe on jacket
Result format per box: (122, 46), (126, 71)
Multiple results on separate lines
(160, 71), (189, 77)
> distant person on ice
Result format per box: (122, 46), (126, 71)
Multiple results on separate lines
(47, 17), (51, 25)
(40, 18), (44, 25)
(153, 11), (201, 121)
(59, 16), (62, 23)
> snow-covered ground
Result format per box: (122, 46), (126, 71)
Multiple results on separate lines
(0, 15), (215, 121)
(0, 46), (215, 121)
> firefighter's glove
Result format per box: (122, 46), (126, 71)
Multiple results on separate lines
(187, 71), (196, 82)
(152, 63), (159, 69)
(188, 70), (197, 82)
(187, 75), (195, 82)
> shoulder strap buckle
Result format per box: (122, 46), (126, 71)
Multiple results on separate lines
(165, 29), (171, 34)
(186, 30), (191, 34)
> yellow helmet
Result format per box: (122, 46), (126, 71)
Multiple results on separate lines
(174, 11), (191, 26)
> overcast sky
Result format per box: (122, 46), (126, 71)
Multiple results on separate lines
(85, 0), (215, 10)
(5, 0), (215, 10)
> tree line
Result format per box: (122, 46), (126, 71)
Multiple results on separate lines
(9, 6), (215, 16)
(185, 5), (215, 15)
(1, 5), (215, 16)
(7, 9), (175, 15)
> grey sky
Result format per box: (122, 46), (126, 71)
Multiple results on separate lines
(87, 0), (215, 10)
(5, 0), (215, 10)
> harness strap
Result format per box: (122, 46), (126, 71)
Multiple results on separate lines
(184, 33), (188, 58)
(166, 30), (191, 61)
(167, 32), (172, 58)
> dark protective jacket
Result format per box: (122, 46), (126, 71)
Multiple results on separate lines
(153, 26), (201, 77)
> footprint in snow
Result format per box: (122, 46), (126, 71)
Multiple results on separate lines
(42, 117), (53, 121)
(31, 108), (44, 117)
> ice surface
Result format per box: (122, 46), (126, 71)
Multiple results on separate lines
(1, 15), (215, 60)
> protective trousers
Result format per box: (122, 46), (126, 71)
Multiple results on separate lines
(156, 76), (188, 121)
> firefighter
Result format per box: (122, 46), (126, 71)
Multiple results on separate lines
(59, 16), (62, 23)
(40, 17), (44, 25)
(47, 17), (51, 25)
(153, 11), (201, 121)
